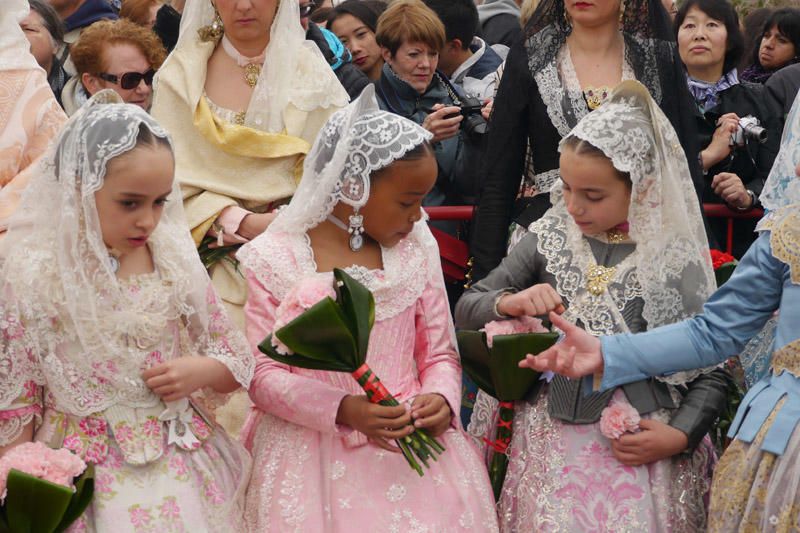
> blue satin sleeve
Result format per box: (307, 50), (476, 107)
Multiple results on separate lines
(599, 233), (786, 390)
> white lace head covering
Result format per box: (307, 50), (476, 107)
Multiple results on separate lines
(167, 0), (343, 132)
(547, 80), (716, 384)
(1, 0), (40, 72)
(758, 91), (800, 221)
(0, 90), (252, 415)
(270, 85), (433, 234)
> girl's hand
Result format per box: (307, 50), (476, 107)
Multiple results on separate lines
(143, 357), (228, 402)
(422, 104), (462, 143)
(336, 395), (414, 452)
(520, 312), (603, 378)
(711, 172), (752, 209)
(497, 284), (566, 317)
(701, 112), (739, 169)
(238, 212), (277, 241)
(610, 419), (689, 466)
(411, 393), (452, 437)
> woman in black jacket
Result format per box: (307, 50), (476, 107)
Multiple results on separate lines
(468, 0), (705, 283)
(676, 0), (781, 257)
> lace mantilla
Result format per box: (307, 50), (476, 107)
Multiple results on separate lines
(759, 93), (800, 211)
(271, 90), (432, 234)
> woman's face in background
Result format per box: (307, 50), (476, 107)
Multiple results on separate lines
(759, 25), (796, 70)
(331, 14), (382, 80)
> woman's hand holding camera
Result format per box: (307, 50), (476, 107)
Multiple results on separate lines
(423, 104), (462, 143)
(700, 112), (739, 170)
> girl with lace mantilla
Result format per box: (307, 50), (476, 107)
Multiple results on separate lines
(0, 92), (255, 532)
(237, 88), (499, 531)
(151, 0), (347, 328)
(524, 91), (800, 532)
(456, 81), (730, 532)
(468, 0), (706, 283)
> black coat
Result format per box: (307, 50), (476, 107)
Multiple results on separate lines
(697, 82), (781, 257)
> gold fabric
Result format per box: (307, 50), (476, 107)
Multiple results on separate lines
(772, 339), (800, 378)
(708, 398), (800, 532)
(762, 205), (800, 284)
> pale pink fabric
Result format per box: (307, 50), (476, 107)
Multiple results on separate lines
(240, 230), (499, 531)
(208, 205), (249, 246)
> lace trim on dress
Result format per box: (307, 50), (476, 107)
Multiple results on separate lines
(205, 94), (246, 126)
(238, 226), (431, 322)
(764, 206), (800, 284)
(772, 339), (800, 378)
(0, 409), (40, 447)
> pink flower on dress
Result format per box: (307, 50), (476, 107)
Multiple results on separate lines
(482, 316), (549, 348)
(62, 434), (85, 456)
(129, 505), (153, 527)
(204, 479), (225, 505)
(78, 417), (107, 437)
(0, 442), (86, 500)
(599, 402), (641, 440)
(191, 415), (211, 440)
(168, 454), (188, 477)
(84, 441), (109, 464)
(94, 472), (115, 494)
(113, 423), (134, 444)
(144, 351), (164, 368)
(143, 417), (161, 437)
(22, 381), (37, 400)
(159, 496), (181, 520)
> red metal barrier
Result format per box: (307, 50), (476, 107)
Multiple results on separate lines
(424, 204), (765, 282)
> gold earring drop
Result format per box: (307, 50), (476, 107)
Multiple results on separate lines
(199, 7), (224, 42)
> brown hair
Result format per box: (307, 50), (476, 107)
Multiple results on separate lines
(120, 0), (162, 27)
(562, 136), (632, 185)
(70, 19), (166, 77)
(376, 0), (445, 56)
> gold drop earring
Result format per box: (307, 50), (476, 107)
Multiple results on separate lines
(199, 3), (224, 42)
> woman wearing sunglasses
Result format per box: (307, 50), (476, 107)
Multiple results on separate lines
(61, 18), (166, 115)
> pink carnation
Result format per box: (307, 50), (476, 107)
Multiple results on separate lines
(599, 402), (641, 440)
(0, 442), (86, 501)
(271, 276), (337, 355)
(481, 316), (549, 348)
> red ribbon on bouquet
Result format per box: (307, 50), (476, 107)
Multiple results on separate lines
(352, 363), (392, 405)
(483, 401), (515, 454)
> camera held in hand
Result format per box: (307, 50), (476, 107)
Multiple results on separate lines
(730, 115), (767, 147)
(456, 96), (488, 140)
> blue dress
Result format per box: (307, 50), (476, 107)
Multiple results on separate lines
(598, 205), (800, 531)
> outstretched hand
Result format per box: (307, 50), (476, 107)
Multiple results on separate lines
(518, 312), (604, 378)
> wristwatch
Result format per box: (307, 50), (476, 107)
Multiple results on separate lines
(734, 190), (756, 212)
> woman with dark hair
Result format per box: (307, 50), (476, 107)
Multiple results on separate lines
(468, 0), (706, 283)
(20, 0), (70, 105)
(327, 0), (386, 81)
(741, 7), (800, 84)
(676, 0), (782, 257)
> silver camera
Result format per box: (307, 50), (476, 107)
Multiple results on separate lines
(730, 115), (767, 146)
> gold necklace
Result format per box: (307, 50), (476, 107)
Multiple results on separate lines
(606, 228), (628, 244)
(586, 264), (617, 296)
(221, 36), (265, 89)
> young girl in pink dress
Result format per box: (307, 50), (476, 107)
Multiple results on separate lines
(0, 91), (254, 532)
(238, 88), (499, 531)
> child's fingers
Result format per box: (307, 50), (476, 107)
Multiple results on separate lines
(144, 374), (174, 390)
(374, 425), (414, 440)
(413, 407), (450, 429)
(370, 403), (407, 419)
(141, 364), (168, 380)
(549, 311), (577, 333)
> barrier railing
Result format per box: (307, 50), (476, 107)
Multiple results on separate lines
(424, 204), (765, 282)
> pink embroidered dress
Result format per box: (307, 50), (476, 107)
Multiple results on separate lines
(239, 228), (498, 532)
(236, 95), (499, 531)
(0, 94), (255, 532)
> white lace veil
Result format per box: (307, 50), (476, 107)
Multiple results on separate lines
(758, 91), (800, 221)
(1, 0), (40, 72)
(269, 85), (433, 234)
(548, 80), (716, 385)
(168, 0), (337, 132)
(0, 91), (253, 416)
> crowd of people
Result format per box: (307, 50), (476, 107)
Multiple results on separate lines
(0, 0), (799, 531)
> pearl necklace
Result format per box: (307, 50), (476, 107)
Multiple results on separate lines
(220, 35), (266, 88)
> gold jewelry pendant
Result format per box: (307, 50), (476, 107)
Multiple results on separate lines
(606, 228), (627, 244)
(586, 264), (617, 296)
(244, 63), (261, 88)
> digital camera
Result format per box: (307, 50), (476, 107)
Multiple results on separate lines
(730, 115), (767, 146)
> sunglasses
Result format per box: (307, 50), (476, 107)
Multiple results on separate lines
(96, 69), (156, 90)
(299, 2), (316, 17)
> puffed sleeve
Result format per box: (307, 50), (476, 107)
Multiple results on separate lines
(244, 271), (352, 435)
(600, 233), (785, 389)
